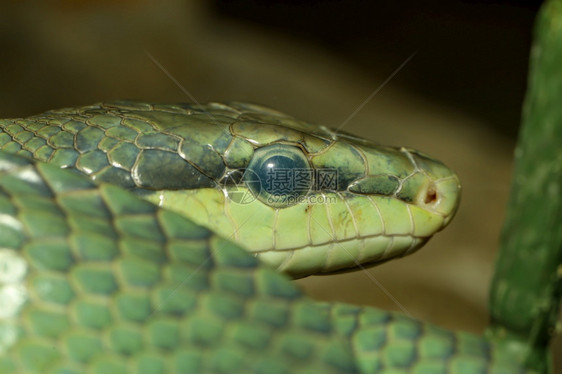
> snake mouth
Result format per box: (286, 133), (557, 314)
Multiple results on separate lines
(310, 237), (432, 277)
(254, 231), (430, 254)
(251, 166), (460, 277)
(257, 232), (432, 278)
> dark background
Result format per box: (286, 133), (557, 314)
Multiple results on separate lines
(1, 0), (541, 137)
(214, 0), (541, 138)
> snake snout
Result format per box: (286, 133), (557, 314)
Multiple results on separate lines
(403, 148), (462, 227)
(417, 173), (461, 226)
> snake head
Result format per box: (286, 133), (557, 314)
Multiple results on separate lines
(139, 102), (461, 278)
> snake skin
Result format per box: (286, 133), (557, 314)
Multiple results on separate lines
(0, 101), (464, 279)
(0, 150), (528, 373)
(0, 100), (537, 372)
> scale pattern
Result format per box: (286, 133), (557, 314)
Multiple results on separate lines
(0, 148), (530, 373)
(0, 101), (535, 373)
(0, 151), (355, 373)
(0, 101), (334, 190)
(0, 101), (464, 279)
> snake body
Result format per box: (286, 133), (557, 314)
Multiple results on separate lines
(0, 102), (529, 372)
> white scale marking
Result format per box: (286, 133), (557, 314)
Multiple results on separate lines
(0, 249), (28, 354)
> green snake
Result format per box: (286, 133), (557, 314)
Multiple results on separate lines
(0, 101), (531, 373)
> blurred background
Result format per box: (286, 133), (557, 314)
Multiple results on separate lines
(2, 0), (559, 368)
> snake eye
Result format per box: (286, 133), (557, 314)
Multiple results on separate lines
(243, 144), (311, 208)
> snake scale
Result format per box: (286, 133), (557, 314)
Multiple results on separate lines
(0, 101), (532, 373)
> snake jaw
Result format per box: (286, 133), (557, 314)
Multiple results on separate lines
(143, 137), (461, 277)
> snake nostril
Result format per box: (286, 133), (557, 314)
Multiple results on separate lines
(424, 185), (438, 204)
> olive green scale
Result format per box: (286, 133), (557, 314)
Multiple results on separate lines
(0, 101), (243, 190)
(0, 150), (528, 373)
(0, 101), (436, 203)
